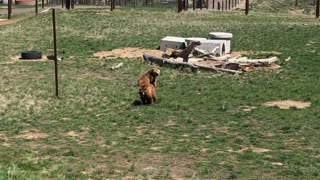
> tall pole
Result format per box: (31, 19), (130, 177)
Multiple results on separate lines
(42, 0), (44, 8)
(316, 0), (319, 18)
(295, 0), (298, 6)
(52, 9), (59, 97)
(245, 0), (249, 15)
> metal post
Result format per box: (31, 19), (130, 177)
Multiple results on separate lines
(52, 9), (59, 97)
(71, 0), (75, 9)
(200, 0), (202, 10)
(317, 0), (319, 18)
(245, 0), (249, 15)
(295, 0), (298, 6)
(42, 0), (44, 8)
(178, 0), (181, 12)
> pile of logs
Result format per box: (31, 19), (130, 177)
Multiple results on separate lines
(143, 45), (280, 74)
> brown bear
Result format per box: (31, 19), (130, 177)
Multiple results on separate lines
(138, 68), (160, 105)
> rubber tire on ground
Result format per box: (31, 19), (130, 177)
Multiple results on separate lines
(21, 50), (42, 60)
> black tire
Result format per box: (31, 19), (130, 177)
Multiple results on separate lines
(21, 50), (42, 60)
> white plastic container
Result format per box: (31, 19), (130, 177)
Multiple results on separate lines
(208, 32), (233, 54)
(196, 40), (224, 55)
(160, 36), (186, 51)
(185, 37), (207, 45)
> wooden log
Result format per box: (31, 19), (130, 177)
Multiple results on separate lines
(209, 55), (231, 61)
(144, 53), (198, 71)
(197, 63), (243, 74)
(227, 56), (278, 64)
(143, 53), (242, 74)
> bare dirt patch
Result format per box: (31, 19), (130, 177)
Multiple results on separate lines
(263, 100), (311, 109)
(62, 130), (88, 138)
(0, 14), (33, 26)
(10, 55), (51, 62)
(94, 47), (163, 59)
(15, 129), (49, 139)
(0, 95), (9, 113)
(241, 106), (257, 112)
(0, 131), (9, 145)
(228, 146), (271, 153)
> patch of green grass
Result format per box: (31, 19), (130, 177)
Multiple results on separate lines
(0, 7), (320, 179)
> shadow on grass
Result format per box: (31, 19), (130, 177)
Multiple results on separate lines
(132, 100), (143, 106)
(132, 100), (160, 106)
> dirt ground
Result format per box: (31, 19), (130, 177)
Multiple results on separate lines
(94, 47), (281, 60)
(94, 47), (164, 59)
(0, 14), (33, 26)
(262, 100), (311, 109)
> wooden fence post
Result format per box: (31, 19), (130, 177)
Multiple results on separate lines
(245, 0), (249, 15)
(66, 0), (71, 9)
(316, 0), (319, 18)
(193, 0), (195, 10)
(8, 0), (12, 19)
(35, 0), (38, 14)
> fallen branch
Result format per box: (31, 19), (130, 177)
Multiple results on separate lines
(144, 53), (198, 71)
(196, 64), (243, 74)
(143, 53), (242, 74)
(110, 62), (123, 70)
(207, 55), (232, 61)
(228, 56), (278, 64)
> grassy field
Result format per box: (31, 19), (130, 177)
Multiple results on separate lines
(0, 5), (320, 179)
